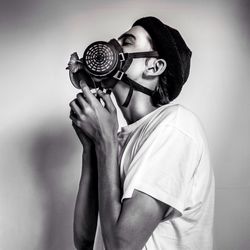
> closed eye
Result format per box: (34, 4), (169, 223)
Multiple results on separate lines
(122, 38), (133, 46)
(118, 33), (136, 46)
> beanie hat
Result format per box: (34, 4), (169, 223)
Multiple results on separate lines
(133, 16), (192, 101)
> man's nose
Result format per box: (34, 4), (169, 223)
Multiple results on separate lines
(117, 39), (122, 46)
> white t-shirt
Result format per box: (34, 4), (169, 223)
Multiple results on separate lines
(93, 104), (215, 250)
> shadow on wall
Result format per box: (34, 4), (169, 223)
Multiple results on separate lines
(30, 122), (79, 250)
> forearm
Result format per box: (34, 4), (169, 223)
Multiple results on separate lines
(74, 149), (98, 250)
(95, 139), (124, 249)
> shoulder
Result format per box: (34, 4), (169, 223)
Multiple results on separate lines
(147, 104), (202, 132)
(145, 104), (207, 147)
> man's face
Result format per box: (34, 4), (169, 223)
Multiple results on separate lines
(100, 25), (154, 89)
(118, 25), (154, 80)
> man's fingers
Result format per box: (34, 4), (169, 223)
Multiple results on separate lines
(69, 100), (81, 118)
(69, 113), (80, 127)
(72, 121), (80, 132)
(97, 89), (116, 113)
(80, 80), (96, 104)
(76, 93), (88, 109)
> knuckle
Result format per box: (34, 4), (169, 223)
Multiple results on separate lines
(76, 93), (82, 99)
(79, 113), (85, 120)
(84, 106), (92, 114)
(76, 121), (81, 127)
(69, 100), (75, 107)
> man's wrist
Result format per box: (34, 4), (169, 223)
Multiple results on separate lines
(94, 136), (118, 155)
(82, 145), (95, 157)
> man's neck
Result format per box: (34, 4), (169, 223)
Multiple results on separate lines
(116, 91), (158, 125)
(112, 78), (159, 124)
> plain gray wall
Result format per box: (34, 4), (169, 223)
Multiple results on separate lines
(0, 0), (249, 249)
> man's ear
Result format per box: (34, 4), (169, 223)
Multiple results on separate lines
(144, 58), (167, 77)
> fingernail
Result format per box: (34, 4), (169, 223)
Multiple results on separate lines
(80, 80), (86, 88)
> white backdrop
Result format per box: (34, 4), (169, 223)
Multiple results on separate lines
(0, 0), (249, 249)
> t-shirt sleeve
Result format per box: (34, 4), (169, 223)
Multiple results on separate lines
(121, 124), (200, 220)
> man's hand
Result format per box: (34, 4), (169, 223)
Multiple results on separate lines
(69, 81), (118, 146)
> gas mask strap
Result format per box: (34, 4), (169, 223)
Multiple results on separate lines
(121, 74), (154, 107)
(120, 51), (159, 74)
(127, 51), (159, 58)
(121, 57), (133, 73)
(122, 82), (134, 107)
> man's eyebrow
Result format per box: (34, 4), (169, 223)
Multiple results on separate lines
(118, 33), (136, 41)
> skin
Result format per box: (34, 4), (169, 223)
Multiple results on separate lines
(70, 25), (169, 250)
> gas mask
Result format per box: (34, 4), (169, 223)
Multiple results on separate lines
(66, 39), (159, 107)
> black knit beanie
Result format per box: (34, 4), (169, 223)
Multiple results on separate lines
(133, 16), (192, 102)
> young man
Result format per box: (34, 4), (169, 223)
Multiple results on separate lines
(69, 16), (214, 250)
